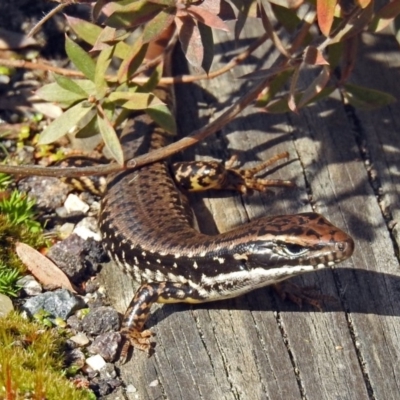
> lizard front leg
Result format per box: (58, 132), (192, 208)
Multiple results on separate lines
(119, 281), (203, 362)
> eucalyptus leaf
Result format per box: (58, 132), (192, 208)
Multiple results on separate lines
(109, 91), (152, 108)
(97, 112), (124, 166)
(343, 83), (397, 110)
(53, 74), (88, 97)
(66, 15), (131, 60)
(95, 46), (114, 98)
(38, 102), (95, 144)
(65, 36), (96, 82)
(146, 104), (176, 135)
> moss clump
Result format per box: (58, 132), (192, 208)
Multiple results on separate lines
(0, 313), (94, 399)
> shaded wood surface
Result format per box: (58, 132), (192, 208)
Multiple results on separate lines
(100, 23), (400, 400)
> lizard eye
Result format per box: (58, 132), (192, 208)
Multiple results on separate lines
(282, 243), (309, 256)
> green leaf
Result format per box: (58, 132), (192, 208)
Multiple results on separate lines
(264, 95), (300, 113)
(97, 109), (124, 166)
(65, 35), (96, 82)
(117, 37), (148, 83)
(271, 4), (301, 33)
(254, 69), (293, 107)
(109, 91), (152, 108)
(105, 0), (161, 29)
(53, 74), (88, 97)
(140, 61), (163, 93)
(142, 8), (175, 44)
(146, 103), (176, 135)
(76, 113), (98, 138)
(95, 45), (114, 98)
(343, 84), (397, 110)
(198, 23), (214, 74)
(66, 15), (131, 60)
(38, 101), (95, 144)
(65, 16), (102, 46)
(36, 84), (84, 107)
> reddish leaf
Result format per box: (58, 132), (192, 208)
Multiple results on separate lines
(16, 242), (77, 293)
(317, 0), (337, 37)
(303, 46), (329, 65)
(197, 0), (221, 15)
(187, 5), (230, 31)
(176, 16), (204, 71)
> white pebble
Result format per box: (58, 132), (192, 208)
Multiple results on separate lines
(64, 194), (90, 214)
(85, 354), (106, 371)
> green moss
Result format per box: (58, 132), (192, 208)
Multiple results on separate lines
(0, 313), (94, 399)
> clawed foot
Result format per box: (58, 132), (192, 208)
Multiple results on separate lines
(119, 329), (155, 363)
(225, 152), (295, 194)
(273, 281), (337, 310)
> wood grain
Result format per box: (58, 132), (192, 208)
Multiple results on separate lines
(99, 25), (400, 399)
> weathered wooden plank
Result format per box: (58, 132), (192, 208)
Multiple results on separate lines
(99, 24), (400, 400)
(339, 32), (400, 400)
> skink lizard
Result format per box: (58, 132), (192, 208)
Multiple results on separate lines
(99, 112), (354, 358)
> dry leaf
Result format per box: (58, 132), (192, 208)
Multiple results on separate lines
(16, 242), (77, 293)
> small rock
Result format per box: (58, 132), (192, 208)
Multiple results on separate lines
(126, 384), (137, 393)
(70, 332), (90, 347)
(58, 222), (75, 239)
(18, 176), (70, 210)
(17, 275), (42, 296)
(0, 293), (14, 317)
(81, 306), (120, 336)
(89, 377), (112, 397)
(64, 193), (90, 214)
(86, 354), (106, 371)
(74, 217), (101, 241)
(47, 234), (106, 283)
(84, 279), (99, 294)
(149, 379), (159, 387)
(47, 234), (88, 282)
(88, 332), (121, 362)
(65, 348), (86, 369)
(67, 314), (83, 331)
(21, 288), (86, 320)
(99, 363), (117, 380)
